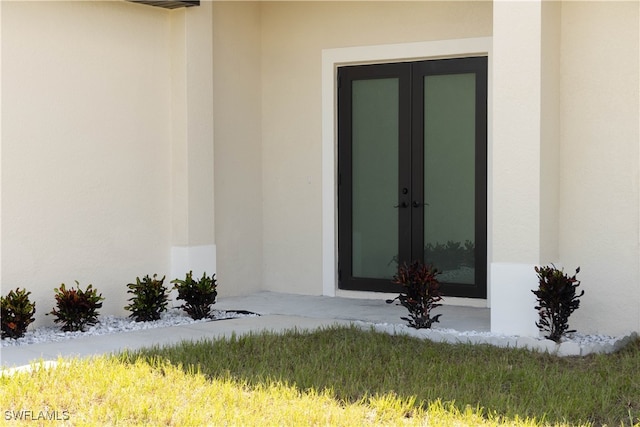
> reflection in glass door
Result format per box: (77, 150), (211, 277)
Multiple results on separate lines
(338, 57), (487, 298)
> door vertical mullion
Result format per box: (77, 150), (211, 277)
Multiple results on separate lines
(474, 58), (488, 297)
(337, 67), (353, 289)
(410, 64), (425, 263)
(397, 64), (413, 268)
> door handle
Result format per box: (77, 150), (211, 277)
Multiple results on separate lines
(394, 201), (408, 208)
(412, 201), (428, 208)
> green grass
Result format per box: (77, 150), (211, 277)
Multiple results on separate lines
(1, 325), (639, 426)
(122, 326), (640, 426)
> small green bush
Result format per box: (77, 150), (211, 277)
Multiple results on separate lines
(171, 271), (217, 320)
(1, 287), (36, 339)
(48, 281), (104, 332)
(532, 265), (584, 342)
(386, 260), (443, 329)
(124, 274), (169, 322)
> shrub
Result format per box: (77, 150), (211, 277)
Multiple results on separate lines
(171, 271), (217, 320)
(386, 260), (443, 329)
(124, 274), (169, 322)
(532, 265), (584, 342)
(1, 288), (36, 339)
(49, 281), (104, 332)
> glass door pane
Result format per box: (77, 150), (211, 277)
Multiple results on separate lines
(423, 73), (476, 284)
(351, 78), (399, 279)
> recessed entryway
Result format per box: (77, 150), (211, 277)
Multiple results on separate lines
(337, 57), (487, 298)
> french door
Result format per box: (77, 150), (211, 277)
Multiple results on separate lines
(337, 57), (487, 298)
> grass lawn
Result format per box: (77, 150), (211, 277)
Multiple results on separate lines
(2, 325), (639, 426)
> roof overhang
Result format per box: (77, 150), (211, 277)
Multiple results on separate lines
(127, 1), (200, 10)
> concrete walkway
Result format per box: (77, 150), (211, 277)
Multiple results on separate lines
(1, 292), (489, 369)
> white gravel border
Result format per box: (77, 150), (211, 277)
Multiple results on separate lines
(355, 321), (638, 357)
(1, 308), (257, 347)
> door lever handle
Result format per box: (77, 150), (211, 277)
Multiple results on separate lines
(412, 201), (428, 208)
(393, 201), (408, 208)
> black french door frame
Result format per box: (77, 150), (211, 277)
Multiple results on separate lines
(337, 56), (487, 298)
(337, 62), (411, 293)
(413, 57), (487, 298)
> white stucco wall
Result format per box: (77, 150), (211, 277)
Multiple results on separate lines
(492, 0), (544, 265)
(1, 1), (173, 325)
(540, 0), (561, 265)
(491, 1), (640, 336)
(169, 2), (217, 284)
(559, 1), (640, 335)
(212, 1), (263, 296)
(490, 0), (558, 336)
